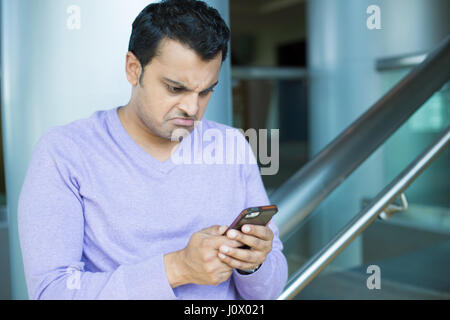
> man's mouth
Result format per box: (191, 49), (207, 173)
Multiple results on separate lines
(171, 118), (195, 127)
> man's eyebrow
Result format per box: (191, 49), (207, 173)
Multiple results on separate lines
(162, 77), (218, 92)
(206, 81), (219, 91)
(199, 81), (219, 94)
(163, 77), (187, 88)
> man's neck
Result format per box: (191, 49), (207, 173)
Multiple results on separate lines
(118, 105), (179, 162)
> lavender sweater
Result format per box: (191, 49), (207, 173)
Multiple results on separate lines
(18, 106), (288, 300)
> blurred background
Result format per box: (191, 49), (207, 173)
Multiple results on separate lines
(1, 0), (449, 299)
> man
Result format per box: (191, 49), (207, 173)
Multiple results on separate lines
(18, 0), (288, 300)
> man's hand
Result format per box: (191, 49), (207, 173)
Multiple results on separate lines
(164, 225), (243, 288)
(217, 224), (274, 272)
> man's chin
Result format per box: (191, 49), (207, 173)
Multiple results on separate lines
(169, 126), (194, 142)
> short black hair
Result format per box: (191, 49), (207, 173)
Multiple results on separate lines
(128, 0), (230, 74)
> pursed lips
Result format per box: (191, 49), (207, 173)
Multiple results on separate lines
(171, 117), (195, 126)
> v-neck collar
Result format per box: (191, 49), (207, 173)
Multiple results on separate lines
(107, 106), (197, 175)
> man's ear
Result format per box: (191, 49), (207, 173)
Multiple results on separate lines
(125, 51), (142, 87)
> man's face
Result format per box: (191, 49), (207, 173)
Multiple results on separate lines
(126, 38), (223, 142)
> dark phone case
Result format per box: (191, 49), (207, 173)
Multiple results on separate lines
(227, 205), (278, 250)
(227, 205), (278, 231)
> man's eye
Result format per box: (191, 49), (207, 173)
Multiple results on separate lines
(167, 85), (183, 94)
(200, 88), (214, 96)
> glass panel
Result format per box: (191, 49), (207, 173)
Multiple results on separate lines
(381, 72), (450, 233)
(232, 77), (309, 195)
(282, 76), (450, 299)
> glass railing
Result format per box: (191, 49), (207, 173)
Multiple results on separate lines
(380, 76), (450, 233)
(231, 67), (309, 192)
(278, 36), (450, 299)
(281, 86), (450, 298)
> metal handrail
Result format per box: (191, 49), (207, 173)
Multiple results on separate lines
(271, 35), (450, 241)
(231, 66), (307, 80)
(376, 51), (428, 71)
(278, 127), (450, 300)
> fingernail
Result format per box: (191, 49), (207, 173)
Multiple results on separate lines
(242, 225), (251, 233)
(228, 230), (237, 239)
(220, 245), (230, 253)
(218, 253), (226, 259)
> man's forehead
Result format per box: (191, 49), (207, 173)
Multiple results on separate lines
(154, 37), (222, 66)
(151, 39), (222, 89)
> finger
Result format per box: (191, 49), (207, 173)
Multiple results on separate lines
(207, 235), (243, 250)
(218, 252), (260, 271)
(226, 229), (266, 250)
(218, 225), (229, 235)
(218, 245), (262, 264)
(241, 224), (273, 241)
(203, 225), (228, 236)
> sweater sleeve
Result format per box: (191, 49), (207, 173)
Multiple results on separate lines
(231, 135), (288, 300)
(18, 128), (177, 300)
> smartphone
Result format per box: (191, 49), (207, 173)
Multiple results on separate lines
(226, 205), (278, 232)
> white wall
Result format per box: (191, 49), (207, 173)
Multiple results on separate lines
(1, 0), (231, 299)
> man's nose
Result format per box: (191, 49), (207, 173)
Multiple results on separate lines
(178, 93), (199, 117)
